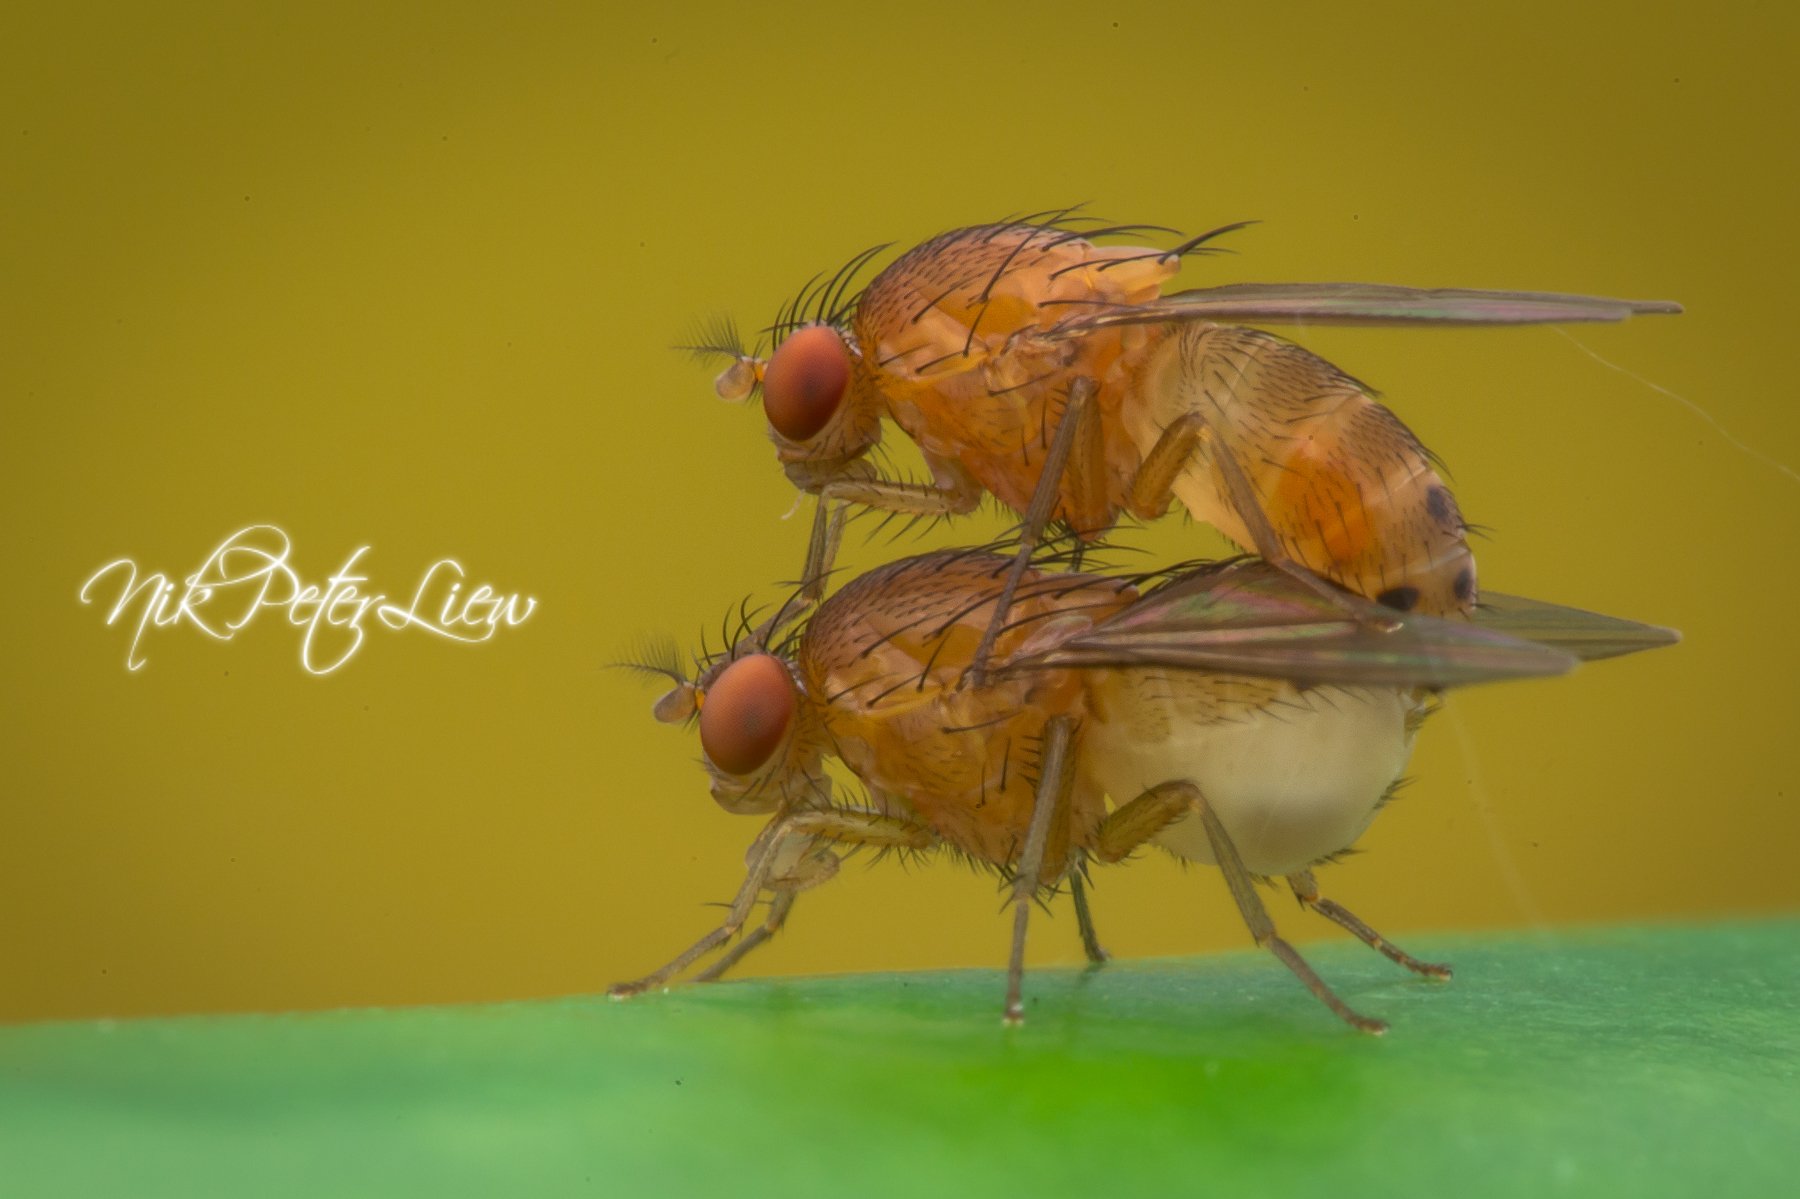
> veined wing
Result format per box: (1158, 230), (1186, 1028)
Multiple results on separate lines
(998, 560), (1579, 689)
(1474, 592), (1680, 661)
(1050, 282), (1681, 334)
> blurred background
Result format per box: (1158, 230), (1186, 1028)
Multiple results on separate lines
(2, 1), (1794, 1022)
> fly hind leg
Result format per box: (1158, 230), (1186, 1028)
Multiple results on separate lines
(1093, 781), (1388, 1034)
(1287, 868), (1451, 980)
(1128, 412), (1401, 630)
(1198, 800), (1387, 1033)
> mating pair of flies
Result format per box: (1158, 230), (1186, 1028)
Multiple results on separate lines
(612, 215), (1680, 1031)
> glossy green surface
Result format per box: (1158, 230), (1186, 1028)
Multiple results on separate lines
(2, 921), (1795, 1198)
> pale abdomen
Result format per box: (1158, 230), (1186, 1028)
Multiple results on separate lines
(1082, 673), (1420, 875)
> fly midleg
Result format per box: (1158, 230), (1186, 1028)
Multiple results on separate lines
(966, 378), (1101, 689)
(1068, 867), (1109, 965)
(1004, 715), (1077, 1025)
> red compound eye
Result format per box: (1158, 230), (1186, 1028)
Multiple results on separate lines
(761, 325), (849, 443)
(698, 654), (796, 776)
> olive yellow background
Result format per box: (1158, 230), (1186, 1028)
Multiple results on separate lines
(3, 2), (1795, 1023)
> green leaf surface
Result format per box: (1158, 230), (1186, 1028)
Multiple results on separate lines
(2, 920), (1795, 1198)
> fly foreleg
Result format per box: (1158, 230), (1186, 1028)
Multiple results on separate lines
(608, 809), (936, 998)
(816, 458), (985, 524)
(752, 498), (849, 647)
(692, 889), (799, 984)
(1286, 868), (1451, 980)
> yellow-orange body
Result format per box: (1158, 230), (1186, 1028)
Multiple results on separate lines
(791, 553), (1421, 878)
(624, 545), (1671, 1019)
(842, 227), (1167, 522)
(793, 552), (1134, 876)
(710, 552), (1440, 877)
(771, 223), (1476, 616)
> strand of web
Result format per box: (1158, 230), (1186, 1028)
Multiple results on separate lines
(1556, 327), (1799, 486)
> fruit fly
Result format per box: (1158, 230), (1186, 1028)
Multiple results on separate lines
(611, 548), (1675, 1030)
(692, 214), (1680, 677)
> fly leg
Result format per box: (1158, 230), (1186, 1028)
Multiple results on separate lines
(1091, 781), (1199, 863)
(769, 461), (983, 635)
(1197, 798), (1388, 1033)
(1127, 413), (1400, 630)
(751, 498), (849, 647)
(1068, 866), (1109, 965)
(609, 809), (935, 997)
(816, 457), (985, 530)
(1092, 781), (1386, 1034)
(752, 457), (986, 640)
(692, 889), (798, 983)
(1287, 868), (1452, 980)
(1004, 715), (1076, 1024)
(967, 377), (1102, 688)
(692, 842), (843, 983)
(608, 825), (791, 998)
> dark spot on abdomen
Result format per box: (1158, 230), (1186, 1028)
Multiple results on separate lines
(1453, 566), (1477, 604)
(1377, 585), (1420, 612)
(1426, 485), (1458, 526)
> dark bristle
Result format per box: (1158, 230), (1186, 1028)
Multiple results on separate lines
(766, 240), (893, 348)
(768, 269), (826, 347)
(1045, 222), (1182, 249)
(819, 242), (891, 326)
(1163, 219), (1260, 260)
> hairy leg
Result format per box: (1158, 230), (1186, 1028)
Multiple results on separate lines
(1287, 868), (1451, 980)
(1003, 715), (1075, 1024)
(609, 809), (934, 997)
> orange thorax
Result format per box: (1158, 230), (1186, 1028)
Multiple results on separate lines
(796, 551), (1135, 874)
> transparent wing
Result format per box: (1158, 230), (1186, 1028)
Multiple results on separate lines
(998, 560), (1581, 689)
(1050, 282), (1682, 334)
(1473, 592), (1680, 662)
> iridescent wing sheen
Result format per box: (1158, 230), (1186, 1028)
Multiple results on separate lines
(999, 560), (1582, 689)
(1049, 282), (1682, 334)
(1472, 592), (1681, 662)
